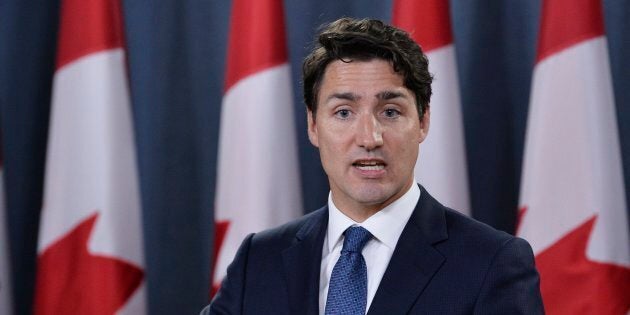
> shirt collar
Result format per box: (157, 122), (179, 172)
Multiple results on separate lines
(326, 183), (421, 251)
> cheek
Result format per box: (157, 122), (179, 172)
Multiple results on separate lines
(386, 121), (421, 142)
(387, 131), (420, 164)
(316, 129), (344, 166)
(400, 139), (419, 160)
(319, 121), (351, 149)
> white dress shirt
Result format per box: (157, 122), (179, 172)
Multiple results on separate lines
(319, 183), (420, 314)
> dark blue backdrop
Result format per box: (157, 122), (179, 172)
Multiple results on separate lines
(1, 1), (629, 314)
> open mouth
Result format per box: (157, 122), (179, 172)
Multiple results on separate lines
(353, 159), (386, 171)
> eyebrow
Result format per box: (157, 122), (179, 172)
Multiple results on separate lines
(376, 91), (408, 100)
(324, 90), (409, 104)
(325, 92), (360, 103)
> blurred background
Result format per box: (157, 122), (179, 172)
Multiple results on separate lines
(1, 0), (629, 314)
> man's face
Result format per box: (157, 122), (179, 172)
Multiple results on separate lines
(308, 59), (429, 219)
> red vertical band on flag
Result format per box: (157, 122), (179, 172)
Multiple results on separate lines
(56, 0), (124, 70)
(536, 0), (605, 62)
(224, 0), (288, 92)
(392, 0), (453, 52)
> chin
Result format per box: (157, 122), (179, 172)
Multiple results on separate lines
(351, 186), (393, 205)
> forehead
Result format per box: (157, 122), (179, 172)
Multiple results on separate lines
(319, 59), (408, 96)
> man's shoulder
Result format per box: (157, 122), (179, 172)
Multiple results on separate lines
(445, 207), (512, 242)
(439, 206), (533, 261)
(249, 206), (328, 247)
(414, 201), (542, 313)
(417, 187), (516, 249)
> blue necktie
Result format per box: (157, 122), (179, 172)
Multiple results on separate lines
(325, 226), (373, 315)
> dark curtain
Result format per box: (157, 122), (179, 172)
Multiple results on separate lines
(1, 0), (629, 314)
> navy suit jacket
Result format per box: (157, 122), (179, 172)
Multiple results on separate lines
(202, 186), (544, 314)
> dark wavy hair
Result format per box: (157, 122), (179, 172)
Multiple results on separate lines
(302, 18), (433, 119)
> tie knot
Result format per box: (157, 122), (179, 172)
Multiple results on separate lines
(342, 226), (372, 253)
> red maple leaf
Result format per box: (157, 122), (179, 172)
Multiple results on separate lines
(210, 220), (230, 298)
(536, 216), (630, 315)
(34, 212), (143, 315)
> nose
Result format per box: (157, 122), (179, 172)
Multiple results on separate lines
(356, 113), (383, 151)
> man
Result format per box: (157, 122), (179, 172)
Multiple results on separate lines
(203, 18), (544, 314)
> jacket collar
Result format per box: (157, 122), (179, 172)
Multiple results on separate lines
(282, 207), (329, 315)
(367, 185), (448, 314)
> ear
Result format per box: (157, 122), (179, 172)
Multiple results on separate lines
(418, 107), (430, 144)
(307, 109), (319, 147)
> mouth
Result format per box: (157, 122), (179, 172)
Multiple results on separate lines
(352, 159), (387, 172)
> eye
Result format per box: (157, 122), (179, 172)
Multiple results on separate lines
(335, 109), (351, 119)
(383, 108), (401, 118)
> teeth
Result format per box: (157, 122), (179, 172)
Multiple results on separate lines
(356, 164), (384, 171)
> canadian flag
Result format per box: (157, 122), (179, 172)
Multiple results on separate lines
(392, 0), (470, 214)
(34, 0), (146, 314)
(0, 142), (12, 315)
(212, 0), (302, 295)
(518, 0), (630, 314)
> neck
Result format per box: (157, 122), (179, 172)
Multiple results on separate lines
(340, 206), (381, 223)
(332, 179), (415, 223)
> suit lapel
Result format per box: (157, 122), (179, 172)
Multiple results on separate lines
(282, 207), (328, 315)
(367, 186), (448, 314)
